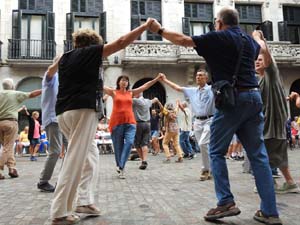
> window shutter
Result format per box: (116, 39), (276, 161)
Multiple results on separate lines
(182, 17), (190, 35)
(29, 0), (36, 10)
(12, 10), (22, 39)
(100, 11), (106, 43)
(66, 13), (74, 40)
(46, 11), (55, 41)
(261, 20), (273, 41)
(278, 21), (289, 41)
(80, 0), (86, 12)
(19, 0), (27, 9)
(71, 0), (78, 12)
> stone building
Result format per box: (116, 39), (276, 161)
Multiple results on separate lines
(0, 0), (300, 127)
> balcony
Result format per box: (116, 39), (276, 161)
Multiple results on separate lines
(7, 39), (56, 67)
(123, 41), (300, 67)
(64, 40), (73, 52)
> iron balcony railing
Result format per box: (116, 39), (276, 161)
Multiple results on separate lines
(64, 40), (73, 52)
(8, 39), (56, 60)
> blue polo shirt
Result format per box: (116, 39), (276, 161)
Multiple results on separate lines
(192, 26), (260, 87)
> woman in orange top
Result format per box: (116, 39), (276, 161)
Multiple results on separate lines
(104, 74), (162, 179)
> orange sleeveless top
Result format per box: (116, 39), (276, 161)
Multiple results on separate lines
(109, 90), (136, 132)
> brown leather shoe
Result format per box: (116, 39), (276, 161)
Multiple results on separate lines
(8, 168), (19, 178)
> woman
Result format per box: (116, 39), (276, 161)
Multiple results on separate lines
(104, 74), (161, 179)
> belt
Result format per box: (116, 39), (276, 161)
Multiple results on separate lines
(0, 118), (18, 121)
(136, 120), (150, 123)
(237, 87), (259, 92)
(195, 115), (213, 120)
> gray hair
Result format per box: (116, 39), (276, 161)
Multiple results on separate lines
(2, 78), (14, 90)
(217, 7), (239, 26)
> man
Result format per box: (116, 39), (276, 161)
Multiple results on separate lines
(50, 19), (155, 225)
(149, 7), (282, 224)
(255, 47), (300, 194)
(133, 92), (159, 170)
(37, 56), (67, 192)
(161, 70), (214, 180)
(150, 109), (160, 155)
(0, 79), (41, 179)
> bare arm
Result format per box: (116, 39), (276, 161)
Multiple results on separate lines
(252, 30), (271, 68)
(161, 73), (183, 92)
(103, 86), (115, 97)
(47, 55), (61, 79)
(132, 73), (162, 96)
(288, 92), (300, 108)
(29, 89), (42, 98)
(149, 19), (195, 47)
(103, 18), (154, 57)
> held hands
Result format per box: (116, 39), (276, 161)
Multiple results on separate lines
(148, 18), (162, 33)
(144, 18), (155, 29)
(157, 72), (166, 81)
(287, 91), (300, 101)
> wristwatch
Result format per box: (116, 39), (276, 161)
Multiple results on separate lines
(158, 28), (165, 35)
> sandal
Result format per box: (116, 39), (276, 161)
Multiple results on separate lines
(52, 214), (80, 225)
(253, 210), (283, 225)
(204, 202), (241, 221)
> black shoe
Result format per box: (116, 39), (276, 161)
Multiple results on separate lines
(188, 154), (195, 160)
(139, 161), (148, 170)
(37, 182), (55, 192)
(183, 154), (189, 158)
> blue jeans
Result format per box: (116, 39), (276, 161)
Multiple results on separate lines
(179, 131), (193, 155)
(209, 90), (278, 217)
(111, 124), (136, 170)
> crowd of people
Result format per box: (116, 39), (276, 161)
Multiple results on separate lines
(1, 6), (300, 225)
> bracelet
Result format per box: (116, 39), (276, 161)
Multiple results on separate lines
(158, 28), (165, 35)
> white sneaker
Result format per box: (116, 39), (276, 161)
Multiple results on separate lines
(118, 170), (125, 179)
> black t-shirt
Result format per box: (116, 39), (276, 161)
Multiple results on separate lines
(56, 45), (103, 115)
(150, 115), (160, 131)
(192, 26), (260, 87)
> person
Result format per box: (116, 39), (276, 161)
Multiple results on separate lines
(104, 74), (162, 178)
(177, 100), (194, 159)
(51, 19), (155, 225)
(133, 92), (160, 170)
(148, 7), (282, 224)
(37, 57), (68, 193)
(24, 109), (41, 161)
(39, 129), (49, 153)
(255, 44), (300, 194)
(288, 92), (300, 109)
(150, 109), (161, 155)
(0, 79), (41, 180)
(16, 126), (30, 155)
(161, 70), (214, 180)
(158, 101), (183, 163)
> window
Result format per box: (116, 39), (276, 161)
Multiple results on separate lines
(235, 4), (262, 35)
(72, 0), (87, 13)
(183, 2), (213, 36)
(19, 0), (53, 11)
(131, 0), (162, 41)
(282, 6), (300, 43)
(19, 0), (36, 10)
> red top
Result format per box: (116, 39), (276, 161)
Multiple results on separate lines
(109, 90), (136, 132)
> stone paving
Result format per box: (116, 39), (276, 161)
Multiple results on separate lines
(0, 149), (300, 225)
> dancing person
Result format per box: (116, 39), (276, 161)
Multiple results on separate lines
(149, 7), (282, 224)
(0, 79), (41, 179)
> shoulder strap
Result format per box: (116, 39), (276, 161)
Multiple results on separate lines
(232, 33), (246, 86)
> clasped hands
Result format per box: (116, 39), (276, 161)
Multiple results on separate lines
(144, 18), (162, 34)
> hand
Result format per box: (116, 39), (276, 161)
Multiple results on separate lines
(149, 19), (162, 33)
(287, 92), (299, 101)
(144, 18), (155, 29)
(158, 72), (166, 81)
(252, 30), (264, 40)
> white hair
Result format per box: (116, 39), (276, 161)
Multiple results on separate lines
(2, 78), (14, 90)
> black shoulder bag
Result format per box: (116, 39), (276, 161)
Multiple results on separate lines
(212, 34), (245, 110)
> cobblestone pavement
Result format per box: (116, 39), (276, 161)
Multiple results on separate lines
(0, 149), (300, 225)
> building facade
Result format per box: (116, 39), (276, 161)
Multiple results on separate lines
(1, 0), (300, 121)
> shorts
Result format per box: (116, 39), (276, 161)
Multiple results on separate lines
(30, 138), (40, 146)
(264, 138), (288, 168)
(134, 122), (151, 148)
(151, 130), (159, 138)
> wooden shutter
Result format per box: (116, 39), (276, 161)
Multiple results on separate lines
(182, 17), (190, 35)
(12, 10), (22, 39)
(100, 11), (106, 43)
(71, 0), (78, 12)
(278, 21), (289, 41)
(261, 20), (273, 41)
(66, 13), (74, 40)
(46, 12), (55, 41)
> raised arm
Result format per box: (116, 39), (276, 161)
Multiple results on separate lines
(132, 73), (162, 96)
(47, 55), (61, 79)
(29, 89), (42, 98)
(160, 73), (183, 92)
(252, 30), (271, 68)
(103, 18), (154, 57)
(288, 92), (300, 109)
(103, 86), (115, 97)
(149, 19), (195, 47)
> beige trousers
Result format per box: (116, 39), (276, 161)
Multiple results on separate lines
(162, 131), (183, 159)
(50, 109), (99, 219)
(0, 120), (18, 171)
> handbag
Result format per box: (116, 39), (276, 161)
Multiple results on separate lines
(212, 34), (245, 110)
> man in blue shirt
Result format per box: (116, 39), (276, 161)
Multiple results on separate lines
(149, 7), (282, 225)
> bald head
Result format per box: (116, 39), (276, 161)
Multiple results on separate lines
(2, 78), (14, 90)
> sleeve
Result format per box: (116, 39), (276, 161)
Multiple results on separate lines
(43, 72), (57, 88)
(191, 32), (218, 57)
(16, 91), (30, 103)
(146, 99), (152, 108)
(182, 87), (193, 99)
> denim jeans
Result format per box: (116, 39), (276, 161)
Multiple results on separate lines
(209, 90), (278, 217)
(111, 124), (136, 170)
(179, 131), (193, 155)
